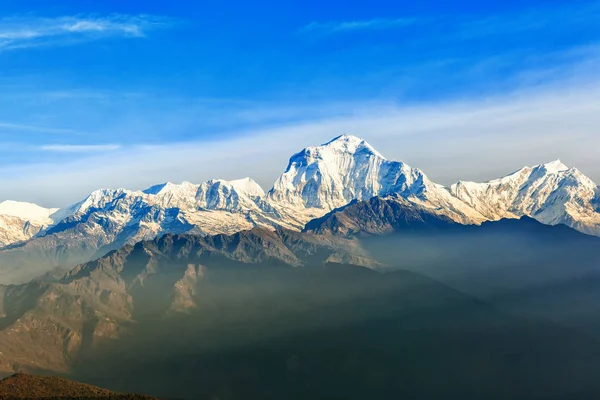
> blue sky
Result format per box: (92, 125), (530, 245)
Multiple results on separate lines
(1, 0), (600, 205)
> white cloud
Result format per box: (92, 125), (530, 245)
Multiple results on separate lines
(0, 14), (171, 51)
(2, 79), (600, 207)
(40, 144), (121, 153)
(0, 121), (77, 134)
(300, 2), (600, 37)
(300, 18), (419, 34)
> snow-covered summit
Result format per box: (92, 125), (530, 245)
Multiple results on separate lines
(269, 134), (410, 209)
(321, 134), (386, 159)
(267, 134), (485, 224)
(450, 160), (600, 235)
(0, 201), (60, 248)
(143, 178), (264, 199)
(0, 200), (58, 222)
(143, 181), (197, 196)
(228, 177), (265, 197)
(541, 159), (570, 174)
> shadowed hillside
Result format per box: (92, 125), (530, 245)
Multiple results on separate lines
(70, 263), (600, 400)
(0, 373), (157, 399)
(2, 199), (600, 398)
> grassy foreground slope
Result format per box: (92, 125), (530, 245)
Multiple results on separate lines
(0, 373), (157, 399)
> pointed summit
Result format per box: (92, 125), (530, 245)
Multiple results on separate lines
(143, 181), (197, 196)
(322, 134), (386, 159)
(540, 159), (569, 174)
(267, 135), (474, 219)
(227, 177), (265, 197)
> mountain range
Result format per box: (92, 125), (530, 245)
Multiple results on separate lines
(1, 134), (599, 285)
(1, 198), (600, 398)
(0, 148), (599, 398)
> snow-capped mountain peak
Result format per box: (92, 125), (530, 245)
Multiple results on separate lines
(227, 177), (265, 197)
(540, 159), (569, 174)
(0, 200), (58, 222)
(0, 201), (60, 249)
(143, 181), (197, 196)
(268, 135), (400, 209)
(450, 159), (600, 235)
(69, 188), (132, 216)
(321, 134), (386, 160)
(267, 135), (484, 224)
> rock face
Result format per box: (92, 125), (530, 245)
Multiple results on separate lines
(304, 195), (458, 237)
(1, 135), (600, 284)
(0, 227), (369, 373)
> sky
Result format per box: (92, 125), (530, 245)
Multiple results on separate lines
(0, 0), (599, 206)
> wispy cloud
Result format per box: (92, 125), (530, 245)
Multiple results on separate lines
(457, 2), (600, 39)
(299, 18), (420, 34)
(0, 14), (172, 51)
(300, 2), (600, 38)
(3, 77), (600, 207)
(40, 144), (121, 153)
(0, 121), (78, 134)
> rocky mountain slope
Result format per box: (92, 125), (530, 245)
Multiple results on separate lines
(305, 195), (600, 294)
(1, 216), (600, 398)
(0, 134), (599, 284)
(1, 200), (599, 376)
(0, 228), (369, 374)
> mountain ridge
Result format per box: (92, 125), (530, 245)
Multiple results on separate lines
(0, 134), (599, 284)
(1, 207), (600, 398)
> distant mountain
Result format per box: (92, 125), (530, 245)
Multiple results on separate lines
(0, 204), (598, 371)
(304, 195), (458, 236)
(450, 159), (600, 236)
(306, 195), (600, 296)
(0, 180), (287, 284)
(0, 228), (373, 374)
(0, 373), (156, 399)
(2, 235), (600, 399)
(0, 201), (59, 248)
(72, 263), (600, 400)
(1, 134), (600, 284)
(267, 134), (483, 225)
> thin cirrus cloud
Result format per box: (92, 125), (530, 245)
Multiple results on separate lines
(299, 17), (420, 34)
(0, 14), (172, 51)
(5, 77), (600, 207)
(299, 2), (600, 38)
(40, 144), (121, 153)
(0, 121), (78, 134)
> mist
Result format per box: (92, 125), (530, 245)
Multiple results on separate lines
(46, 221), (600, 400)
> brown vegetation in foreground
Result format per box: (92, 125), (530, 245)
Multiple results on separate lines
(0, 373), (157, 399)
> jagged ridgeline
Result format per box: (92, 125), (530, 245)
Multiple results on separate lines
(1, 197), (600, 398)
(0, 135), (599, 284)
